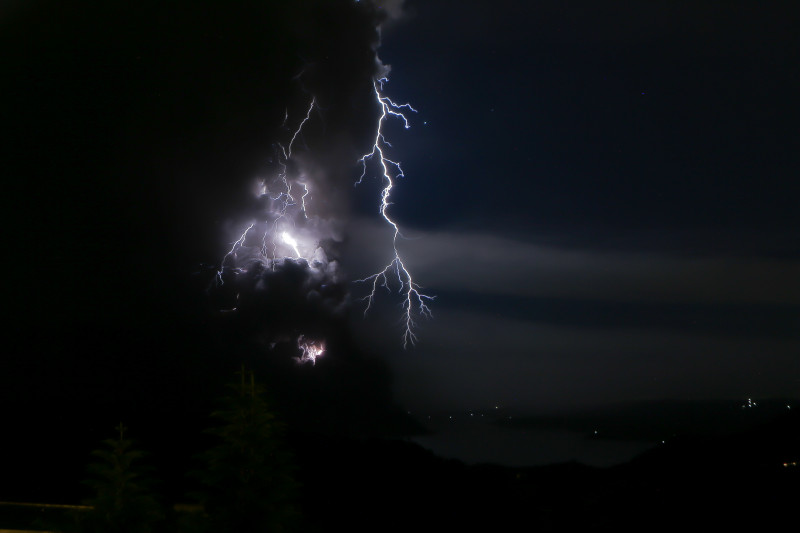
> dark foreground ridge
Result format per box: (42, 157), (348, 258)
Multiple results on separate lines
(2, 409), (797, 532)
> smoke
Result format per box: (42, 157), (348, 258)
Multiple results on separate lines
(373, 0), (408, 22)
(205, 0), (416, 357)
(0, 0), (422, 441)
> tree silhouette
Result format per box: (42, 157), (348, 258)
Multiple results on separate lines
(191, 368), (300, 533)
(78, 424), (163, 533)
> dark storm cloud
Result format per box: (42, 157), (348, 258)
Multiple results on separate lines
(347, 223), (800, 306)
(346, 219), (799, 412)
(211, 255), (347, 345)
(200, 0), (414, 348)
(373, 0), (408, 21)
(3, 0), (422, 439)
(363, 306), (800, 413)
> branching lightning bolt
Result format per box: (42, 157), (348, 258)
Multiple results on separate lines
(212, 72), (432, 349)
(355, 77), (434, 348)
(215, 98), (318, 285)
(216, 222), (254, 285)
(207, 3), (432, 360)
(211, 95), (330, 362)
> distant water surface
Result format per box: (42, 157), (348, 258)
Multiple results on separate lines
(412, 417), (655, 467)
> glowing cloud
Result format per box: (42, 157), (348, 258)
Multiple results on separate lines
(207, 0), (431, 355)
(296, 336), (326, 365)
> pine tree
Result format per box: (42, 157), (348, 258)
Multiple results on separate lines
(78, 424), (163, 533)
(193, 368), (300, 533)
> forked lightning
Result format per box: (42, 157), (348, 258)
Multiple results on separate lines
(355, 78), (434, 347)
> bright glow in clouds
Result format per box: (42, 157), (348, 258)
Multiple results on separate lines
(211, 97), (339, 361)
(215, 97), (324, 277)
(209, 2), (431, 356)
(296, 336), (325, 365)
(282, 232), (301, 258)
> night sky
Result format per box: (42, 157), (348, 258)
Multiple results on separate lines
(2, 0), (799, 469)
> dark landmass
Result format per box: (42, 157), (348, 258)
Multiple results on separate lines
(2, 404), (797, 532)
(294, 408), (800, 531)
